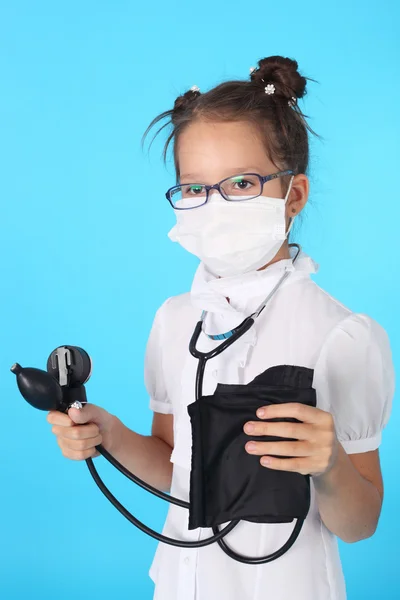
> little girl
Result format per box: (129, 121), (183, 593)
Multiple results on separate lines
(48, 55), (395, 600)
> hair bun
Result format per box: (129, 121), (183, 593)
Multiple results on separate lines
(173, 86), (201, 114)
(250, 56), (307, 100)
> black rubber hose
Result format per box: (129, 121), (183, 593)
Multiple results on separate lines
(95, 443), (189, 508)
(85, 445), (238, 548)
(212, 517), (304, 564)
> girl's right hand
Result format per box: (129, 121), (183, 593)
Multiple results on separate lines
(46, 403), (118, 461)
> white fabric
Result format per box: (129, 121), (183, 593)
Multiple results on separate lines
(167, 178), (294, 277)
(143, 249), (394, 600)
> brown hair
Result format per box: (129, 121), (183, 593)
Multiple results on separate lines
(143, 55), (320, 193)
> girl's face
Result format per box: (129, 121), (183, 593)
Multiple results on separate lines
(177, 119), (309, 227)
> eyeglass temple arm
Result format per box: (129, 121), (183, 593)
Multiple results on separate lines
(262, 169), (294, 183)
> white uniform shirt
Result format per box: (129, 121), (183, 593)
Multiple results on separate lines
(144, 249), (394, 600)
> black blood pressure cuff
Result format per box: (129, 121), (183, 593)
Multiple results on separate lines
(187, 365), (317, 530)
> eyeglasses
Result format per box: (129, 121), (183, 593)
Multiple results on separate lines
(165, 170), (294, 210)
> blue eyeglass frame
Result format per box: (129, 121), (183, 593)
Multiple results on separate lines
(165, 169), (295, 210)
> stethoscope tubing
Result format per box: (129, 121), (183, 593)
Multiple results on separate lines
(212, 517), (305, 564)
(85, 449), (238, 547)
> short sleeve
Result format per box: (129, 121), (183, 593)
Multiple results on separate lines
(144, 300), (173, 415)
(314, 313), (395, 454)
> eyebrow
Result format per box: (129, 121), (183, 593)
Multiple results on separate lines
(179, 167), (265, 181)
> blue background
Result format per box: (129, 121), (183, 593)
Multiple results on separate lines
(0, 1), (398, 598)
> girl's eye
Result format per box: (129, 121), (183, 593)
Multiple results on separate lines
(225, 176), (257, 194)
(221, 175), (261, 199)
(183, 185), (205, 196)
(233, 179), (252, 190)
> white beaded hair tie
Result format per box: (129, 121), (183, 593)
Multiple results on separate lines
(264, 83), (275, 95)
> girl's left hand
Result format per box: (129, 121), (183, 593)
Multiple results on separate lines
(244, 403), (339, 477)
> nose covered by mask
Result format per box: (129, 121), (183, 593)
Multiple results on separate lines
(168, 176), (295, 278)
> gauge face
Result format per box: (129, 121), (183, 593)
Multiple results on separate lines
(46, 346), (92, 385)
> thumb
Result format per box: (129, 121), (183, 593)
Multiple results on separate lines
(68, 402), (108, 427)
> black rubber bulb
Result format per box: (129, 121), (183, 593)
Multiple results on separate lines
(11, 363), (63, 411)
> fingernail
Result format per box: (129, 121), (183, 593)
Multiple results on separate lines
(244, 423), (254, 433)
(261, 457), (271, 466)
(257, 408), (265, 418)
(246, 442), (256, 452)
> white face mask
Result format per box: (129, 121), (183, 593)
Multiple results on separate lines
(168, 176), (295, 278)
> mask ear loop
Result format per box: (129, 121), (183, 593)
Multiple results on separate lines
(284, 174), (295, 203)
(284, 175), (295, 236)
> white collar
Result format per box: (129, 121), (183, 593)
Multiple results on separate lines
(190, 247), (318, 318)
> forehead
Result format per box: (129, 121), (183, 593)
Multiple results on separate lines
(177, 120), (275, 182)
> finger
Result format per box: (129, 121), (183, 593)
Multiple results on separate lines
(243, 420), (312, 440)
(59, 444), (100, 461)
(245, 440), (310, 457)
(259, 455), (310, 474)
(47, 410), (73, 427)
(256, 403), (324, 424)
(57, 435), (103, 453)
(51, 423), (100, 440)
(67, 403), (105, 427)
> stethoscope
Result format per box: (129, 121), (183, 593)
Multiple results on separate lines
(12, 244), (304, 564)
(85, 243), (304, 563)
